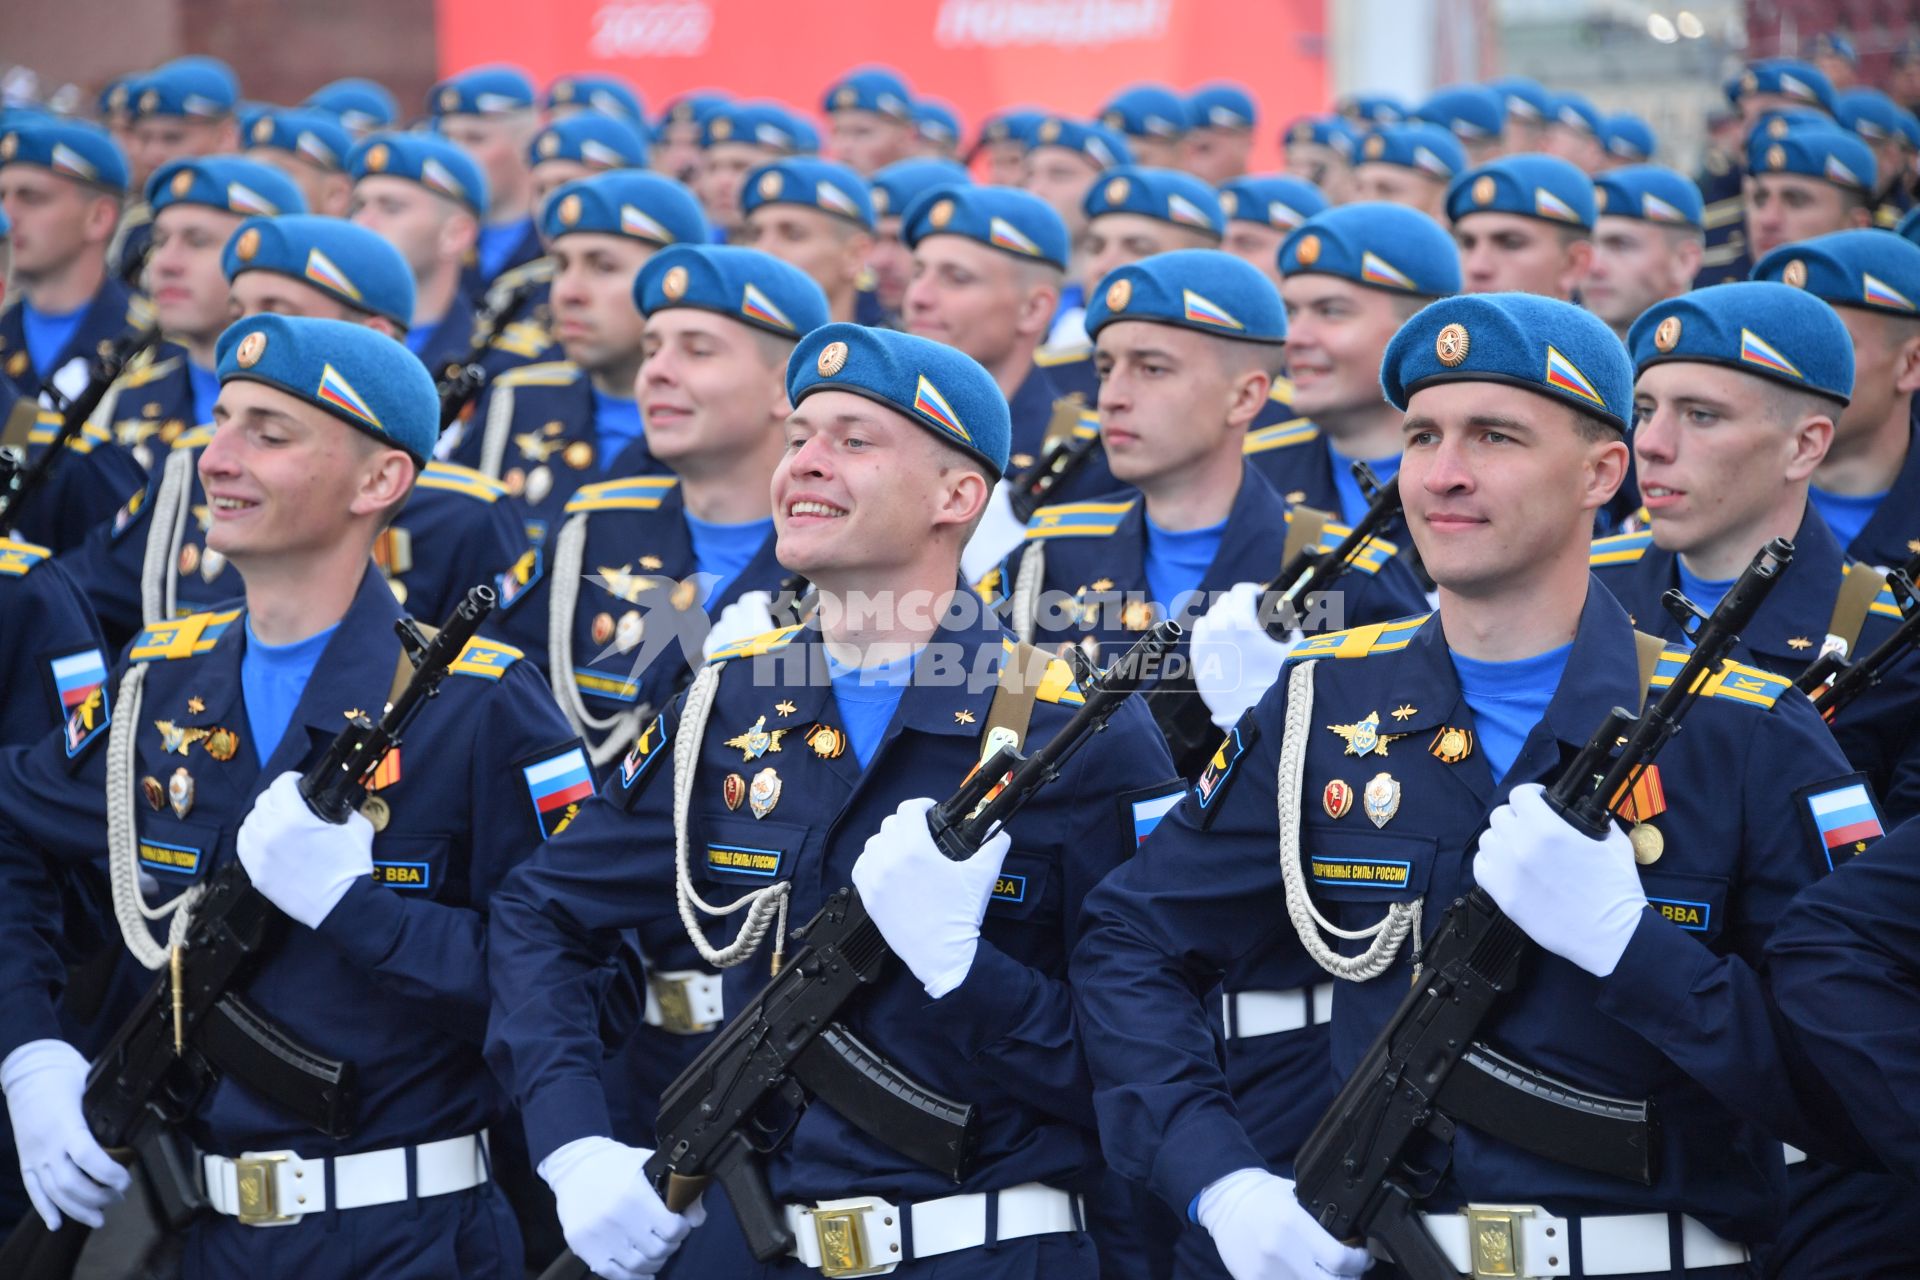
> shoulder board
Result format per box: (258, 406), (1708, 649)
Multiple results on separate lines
(0, 538), (52, 576)
(1023, 498), (1137, 540)
(490, 320), (553, 358)
(28, 414), (111, 454)
(1288, 613), (1432, 662)
(708, 624), (803, 663)
(171, 424), (215, 451)
(1070, 408), (1099, 440)
(1268, 376), (1295, 404)
(130, 608), (242, 663)
(564, 475), (680, 514)
(118, 354), (182, 389)
(120, 202), (153, 228)
(1647, 651), (1791, 711)
(1308, 516), (1398, 575)
(497, 360), (582, 388)
(416, 461), (508, 503)
(448, 637), (523, 679)
(126, 296), (156, 329)
(1244, 418), (1318, 455)
(1033, 343), (1092, 368)
(489, 257), (554, 296)
(1589, 529), (1654, 567)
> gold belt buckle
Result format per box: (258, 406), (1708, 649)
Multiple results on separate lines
(233, 1153), (297, 1226)
(648, 973), (701, 1035)
(1465, 1204), (1533, 1279)
(810, 1202), (883, 1277)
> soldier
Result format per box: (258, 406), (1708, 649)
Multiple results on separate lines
(485, 322), (1182, 1280)
(1485, 76), (1552, 155)
(1182, 84), (1257, 185)
(692, 102), (812, 243)
(1601, 113), (1658, 169)
(1582, 165), (1705, 341)
(1700, 59), (1839, 288)
(545, 73), (646, 130)
(651, 92), (730, 188)
(1017, 117), (1132, 344)
(1543, 91), (1607, 174)
(1809, 31), (1859, 93)
(1348, 122), (1466, 224)
(1280, 116), (1357, 204)
(739, 157), (881, 325)
(1100, 84), (1192, 170)
(303, 77), (398, 140)
(1745, 119), (1876, 263)
(1072, 292), (1861, 1280)
(866, 157), (970, 320)
(429, 66), (545, 297)
(112, 60), (243, 276)
(1447, 153), (1595, 299)
(1412, 85), (1504, 166)
(242, 108), (355, 218)
(821, 67), (917, 176)
(1064, 165), (1227, 354)
(909, 99), (963, 161)
(0, 314), (580, 1277)
(1834, 88), (1917, 229)
(972, 108), (1044, 187)
(1216, 175), (1326, 292)
(1336, 94), (1406, 129)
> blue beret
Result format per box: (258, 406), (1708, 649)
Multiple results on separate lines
(1356, 123), (1467, 182)
(1279, 202), (1460, 297)
(160, 56), (239, 98)
(1603, 113), (1657, 162)
(1747, 122), (1876, 193)
(1415, 86), (1505, 143)
(1748, 106), (1832, 143)
(788, 323), (1011, 476)
(1100, 85), (1192, 139)
(541, 171), (708, 246)
(530, 112), (649, 171)
(1899, 207), (1920, 248)
(1810, 32), (1857, 63)
(1898, 108), (1920, 151)
(741, 158), (874, 230)
(1084, 165), (1225, 238)
(1836, 88), (1908, 143)
(702, 102), (811, 153)
(546, 74), (643, 125)
(976, 108), (1044, 150)
(1593, 165), (1703, 227)
(132, 62), (236, 120)
(823, 68), (914, 121)
(912, 100), (962, 147)
(1446, 154), (1596, 229)
(245, 108), (353, 172)
(429, 66), (535, 118)
(634, 244), (829, 338)
(304, 79), (398, 134)
(216, 314), (438, 460)
(1028, 116), (1132, 169)
(223, 214), (414, 327)
(99, 76), (135, 121)
(657, 92), (730, 130)
(1550, 94), (1603, 137)
(1218, 175), (1328, 233)
(1086, 248), (1286, 344)
(147, 157), (306, 219)
(1485, 77), (1552, 125)
(901, 184), (1069, 269)
(1751, 229), (1920, 320)
(1284, 115), (1358, 161)
(1382, 293), (1633, 431)
(1189, 84), (1257, 131)
(0, 119), (129, 192)
(1628, 281), (1853, 405)
(346, 133), (488, 216)
(1341, 95), (1406, 125)
(1731, 59), (1836, 114)
(869, 158), (970, 220)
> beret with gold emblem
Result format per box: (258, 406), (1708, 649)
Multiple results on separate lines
(1628, 280), (1853, 405)
(1592, 165), (1703, 228)
(1279, 202), (1459, 297)
(0, 118), (129, 192)
(527, 111), (649, 172)
(1601, 113), (1657, 162)
(545, 74), (644, 126)
(216, 313), (439, 460)
(1354, 122), (1465, 182)
(345, 132), (488, 216)
(243, 108), (352, 173)
(1282, 114), (1359, 161)
(633, 244), (828, 338)
(1025, 116), (1133, 170)
(304, 78), (398, 136)
(1099, 84), (1193, 139)
(1745, 120), (1876, 193)
(1726, 58), (1836, 114)
(147, 156), (305, 219)
(221, 214), (414, 328)
(900, 183), (1069, 269)
(699, 102), (816, 155)
(911, 100), (963, 149)
(1337, 94), (1406, 126)
(1083, 164), (1225, 238)
(654, 91), (730, 134)
(539, 170), (707, 247)
(1485, 77), (1552, 125)
(1752, 229), (1920, 322)
(869, 157), (970, 223)
(126, 60), (237, 122)
(740, 157), (875, 231)
(1086, 247), (1287, 345)
(1217, 174), (1327, 232)
(822, 67), (914, 121)
(1412, 86), (1504, 143)
(1188, 83), (1257, 131)
(1445, 153), (1596, 229)
(427, 65), (535, 119)
(971, 108), (1045, 155)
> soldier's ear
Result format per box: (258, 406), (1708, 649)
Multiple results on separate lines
(1893, 327), (1920, 396)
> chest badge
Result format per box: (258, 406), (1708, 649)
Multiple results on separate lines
(1428, 726), (1473, 764)
(167, 767), (194, 820)
(1629, 823), (1664, 865)
(1390, 704), (1417, 721)
(1322, 779), (1354, 820)
(775, 700), (797, 718)
(155, 720), (209, 756)
(722, 772), (746, 811)
(1362, 771), (1400, 829)
(141, 776), (165, 811)
(1328, 711), (1402, 758)
(748, 767), (781, 819)
(806, 724), (846, 760)
(204, 727), (240, 763)
(725, 715), (788, 762)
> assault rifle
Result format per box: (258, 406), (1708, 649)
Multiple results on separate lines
(438, 277), (542, 430)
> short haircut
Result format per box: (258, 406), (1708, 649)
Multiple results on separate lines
(1209, 332), (1288, 380)
(1762, 380), (1841, 429)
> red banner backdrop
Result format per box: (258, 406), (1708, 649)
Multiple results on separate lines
(435, 0), (1326, 170)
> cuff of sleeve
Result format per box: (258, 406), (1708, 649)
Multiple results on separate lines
(1595, 909), (1713, 1042)
(313, 876), (403, 967)
(1152, 1106), (1267, 1216)
(521, 1076), (616, 1169)
(0, 992), (64, 1064)
(927, 941), (1031, 1059)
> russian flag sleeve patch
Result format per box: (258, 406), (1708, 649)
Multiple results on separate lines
(1798, 774), (1886, 868)
(524, 744), (595, 838)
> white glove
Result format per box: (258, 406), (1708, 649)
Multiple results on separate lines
(1191, 583), (1301, 729)
(237, 772), (373, 930)
(960, 480), (1029, 585)
(1473, 782), (1648, 977)
(1, 1039), (129, 1230)
(540, 1136), (703, 1279)
(702, 590), (777, 659)
(1197, 1168), (1372, 1279)
(852, 797), (1013, 999)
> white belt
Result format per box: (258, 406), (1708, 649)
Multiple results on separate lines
(643, 968), (724, 1035)
(1221, 983), (1334, 1040)
(1421, 1205), (1749, 1278)
(201, 1132), (489, 1227)
(783, 1181), (1081, 1276)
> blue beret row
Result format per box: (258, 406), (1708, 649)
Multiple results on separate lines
(304, 79), (398, 134)
(1730, 58), (1836, 114)
(222, 214), (414, 327)
(1358, 123), (1466, 181)
(246, 109), (353, 171)
(1551, 94), (1603, 137)
(913, 100), (962, 146)
(1030, 117), (1132, 169)
(1486, 77), (1552, 123)
(824, 68), (914, 120)
(702, 103), (818, 154)
(540, 171), (708, 246)
(901, 185), (1069, 269)
(430, 65), (535, 117)
(788, 323), (1012, 477)
(634, 243), (828, 337)
(216, 314), (439, 460)
(1752, 229), (1920, 320)
(1280, 202), (1460, 297)
(129, 60), (237, 120)
(1628, 281), (1853, 405)
(347, 133), (489, 216)
(1747, 122), (1877, 192)
(0, 119), (129, 192)
(1189, 83), (1256, 130)
(1446, 154), (1596, 229)
(1594, 165), (1704, 227)
(1341, 94), (1406, 125)
(741, 158), (874, 230)
(1415, 86), (1504, 141)
(547, 74), (644, 125)
(531, 112), (650, 171)
(1836, 88), (1920, 147)
(658, 92), (730, 130)
(1603, 113), (1656, 161)
(870, 157), (970, 219)
(1100, 85), (1192, 138)
(148, 157), (305, 219)
(1284, 115), (1359, 159)
(1083, 165), (1225, 237)
(976, 108), (1045, 148)
(1086, 248), (1286, 344)
(1218, 175), (1327, 232)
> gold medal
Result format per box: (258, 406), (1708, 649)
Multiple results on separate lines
(178, 544), (200, 576)
(1120, 600), (1155, 631)
(203, 727), (240, 762)
(563, 440), (594, 469)
(359, 795), (391, 833)
(1630, 823), (1664, 865)
(806, 724), (845, 760)
(1428, 726), (1472, 764)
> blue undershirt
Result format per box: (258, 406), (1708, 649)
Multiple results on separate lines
(592, 390), (644, 469)
(402, 313), (442, 358)
(1144, 515), (1227, 619)
(686, 512), (773, 604)
(1051, 281), (1086, 327)
(21, 300), (86, 378)
(187, 363), (221, 427)
(826, 648), (922, 768)
(476, 217), (534, 282)
(1675, 558), (1738, 620)
(1328, 447), (1402, 527)
(1808, 486), (1884, 551)
(241, 618), (338, 765)
(1450, 642), (1572, 784)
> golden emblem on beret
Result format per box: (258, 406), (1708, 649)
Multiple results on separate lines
(871, 188), (888, 215)
(1471, 175), (1497, 205)
(710, 115), (733, 141)
(1101, 111), (1124, 131)
(554, 81), (575, 102)
(1782, 258), (1807, 288)
(234, 227), (260, 261)
(1594, 187), (1608, 212)
(1434, 322), (1470, 367)
(235, 331), (267, 368)
(140, 89), (160, 114)
(1105, 277), (1131, 311)
(1290, 122), (1313, 144)
(365, 143), (389, 172)
(1654, 315), (1682, 352)
(1294, 233), (1321, 267)
(1767, 117), (1790, 139)
(108, 85), (129, 111)
(1740, 69), (1759, 95)
(1219, 191), (1238, 216)
(928, 198), (954, 228)
(758, 171), (783, 199)
(538, 132), (561, 158)
(817, 340), (849, 376)
(662, 265), (689, 299)
(1766, 144), (1787, 171)
(170, 170), (194, 197)
(252, 117), (275, 144)
(558, 193), (582, 226)
(1105, 176), (1130, 204)
(1364, 134), (1386, 160)
(0, 134), (14, 160)
(1038, 119), (1061, 143)
(834, 86), (859, 110)
(439, 87), (461, 113)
